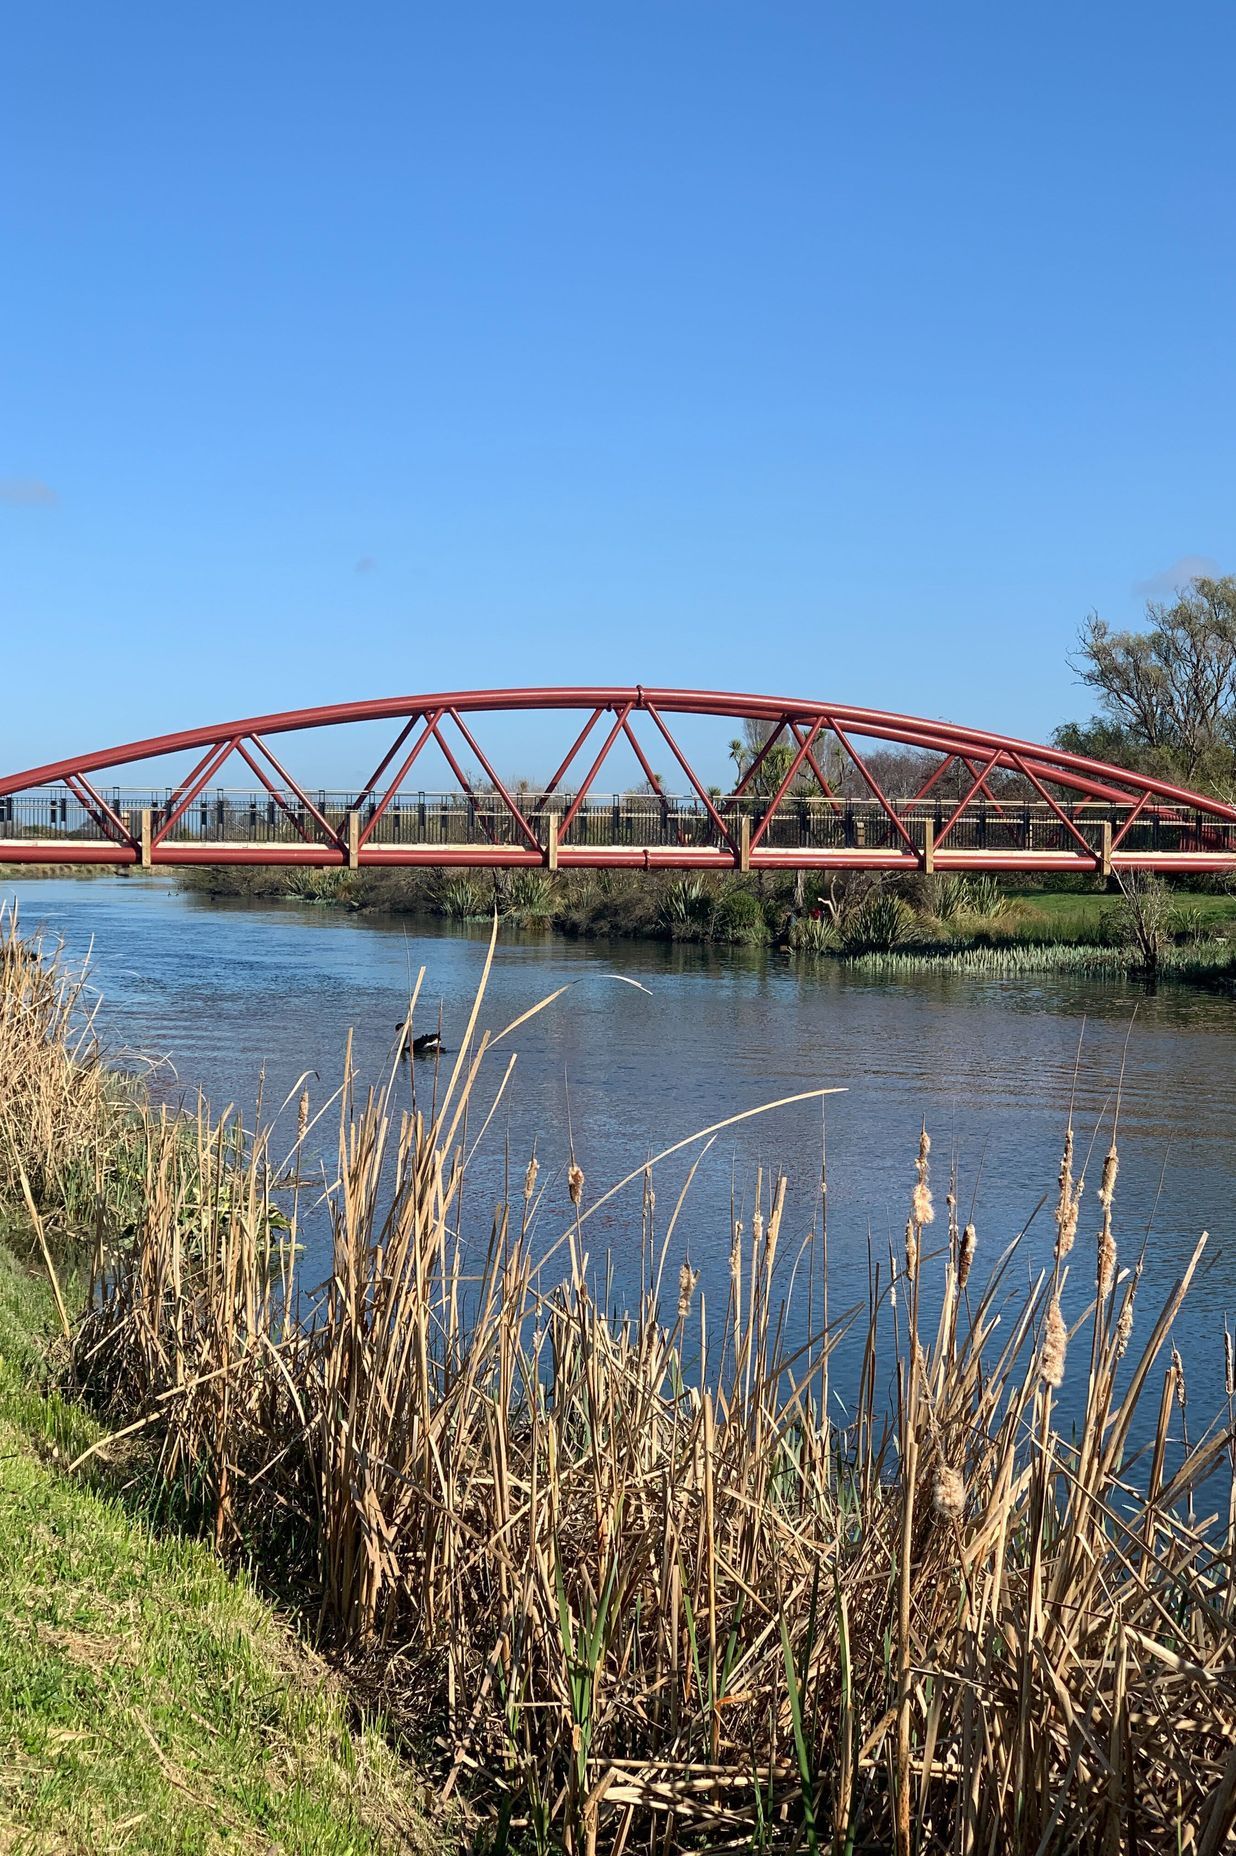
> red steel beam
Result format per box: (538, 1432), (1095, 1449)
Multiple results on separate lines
(426, 717), (498, 845)
(63, 773), (132, 847)
(1, 685), (1233, 820)
(642, 700), (738, 855)
(357, 711), (442, 847)
(750, 717), (826, 852)
(827, 720), (919, 854)
(936, 752), (1003, 848)
(621, 717), (671, 819)
(534, 707), (604, 813)
(233, 739), (321, 845)
(152, 737), (239, 848)
(558, 705), (633, 839)
(8, 838), (1234, 875)
(356, 714), (421, 808)
(731, 719), (789, 798)
(1008, 752), (1097, 859)
(786, 719), (844, 816)
(446, 709), (541, 851)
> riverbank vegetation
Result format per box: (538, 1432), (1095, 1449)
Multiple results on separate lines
(176, 861), (1236, 980)
(2, 909), (1235, 1851)
(0, 921), (435, 1854)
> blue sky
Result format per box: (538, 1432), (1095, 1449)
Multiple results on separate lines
(2, 1), (1233, 786)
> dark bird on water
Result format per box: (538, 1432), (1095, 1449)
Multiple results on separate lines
(396, 1022), (444, 1058)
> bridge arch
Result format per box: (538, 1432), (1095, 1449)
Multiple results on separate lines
(1, 687), (1233, 874)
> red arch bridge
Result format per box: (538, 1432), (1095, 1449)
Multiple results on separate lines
(2, 687), (1234, 876)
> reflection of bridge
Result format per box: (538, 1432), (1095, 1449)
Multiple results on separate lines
(2, 687), (1235, 875)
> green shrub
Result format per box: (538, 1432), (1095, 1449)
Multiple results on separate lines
(659, 878), (713, 936)
(439, 876), (488, 920)
(964, 874), (1011, 920)
(787, 914), (840, 953)
(505, 871), (556, 919)
(919, 874), (974, 921)
(841, 891), (917, 953)
(712, 887), (769, 945)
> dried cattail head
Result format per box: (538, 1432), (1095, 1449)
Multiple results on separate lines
(910, 1126), (935, 1230)
(297, 1089), (309, 1145)
(1054, 1125), (1081, 1261)
(1098, 1142), (1119, 1209)
(904, 1216), (918, 1281)
(932, 1463), (966, 1524)
(523, 1154), (539, 1201)
(677, 1260), (699, 1321)
(752, 1207), (764, 1246)
(1097, 1210), (1116, 1300)
(567, 1161), (585, 1207)
(1114, 1293), (1135, 1360)
(642, 1167), (655, 1216)
(958, 1222), (977, 1290)
(1225, 1326), (1234, 1399)
(1040, 1296), (1067, 1389)
(1171, 1346), (1188, 1412)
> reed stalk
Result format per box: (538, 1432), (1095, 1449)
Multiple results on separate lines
(2, 905), (1234, 1852)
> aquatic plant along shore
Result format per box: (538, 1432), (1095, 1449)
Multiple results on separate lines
(3, 908), (1236, 1853)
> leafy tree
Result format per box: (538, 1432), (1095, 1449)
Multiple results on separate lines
(1058, 575), (1236, 791)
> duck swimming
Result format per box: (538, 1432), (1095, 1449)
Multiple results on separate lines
(396, 1022), (444, 1058)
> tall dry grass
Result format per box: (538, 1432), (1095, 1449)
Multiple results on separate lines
(3, 908), (1235, 1852)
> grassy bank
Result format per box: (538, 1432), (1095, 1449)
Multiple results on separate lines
(5, 908), (1235, 1852)
(0, 931), (435, 1854)
(174, 864), (1236, 979)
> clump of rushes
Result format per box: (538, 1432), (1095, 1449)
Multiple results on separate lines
(5, 912), (1236, 1855)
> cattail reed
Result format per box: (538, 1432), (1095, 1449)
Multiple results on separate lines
(1041, 1295), (1068, 1388)
(1093, 1139), (1118, 1298)
(958, 1221), (977, 1289)
(1054, 1125), (1082, 1261)
(6, 912), (1234, 1856)
(932, 1463), (965, 1524)
(911, 1124), (934, 1230)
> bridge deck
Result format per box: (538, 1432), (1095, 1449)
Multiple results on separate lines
(3, 791), (1235, 873)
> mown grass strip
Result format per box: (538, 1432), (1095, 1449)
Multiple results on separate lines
(0, 1233), (436, 1856)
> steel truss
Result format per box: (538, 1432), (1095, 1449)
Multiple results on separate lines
(1, 687), (1234, 873)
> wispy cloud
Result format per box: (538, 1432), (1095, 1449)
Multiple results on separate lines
(354, 556), (377, 575)
(1133, 554), (1221, 598)
(0, 477), (58, 507)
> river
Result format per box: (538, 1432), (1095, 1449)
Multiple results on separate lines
(5, 874), (1235, 1429)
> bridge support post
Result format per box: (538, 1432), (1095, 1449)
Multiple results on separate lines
(345, 810), (360, 870)
(921, 818), (934, 875)
(739, 813), (751, 872)
(1099, 820), (1112, 880)
(546, 813), (559, 872)
(139, 807), (152, 870)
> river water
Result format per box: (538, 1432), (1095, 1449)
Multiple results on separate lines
(5, 875), (1236, 1429)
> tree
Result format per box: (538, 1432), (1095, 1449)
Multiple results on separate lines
(1059, 575), (1236, 791)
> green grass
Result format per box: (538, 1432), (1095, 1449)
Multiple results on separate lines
(0, 1229), (436, 1856)
(1008, 885), (1236, 941)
